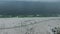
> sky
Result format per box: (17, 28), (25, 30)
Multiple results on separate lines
(0, 0), (60, 1)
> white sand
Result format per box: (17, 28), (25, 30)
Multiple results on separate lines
(0, 17), (60, 34)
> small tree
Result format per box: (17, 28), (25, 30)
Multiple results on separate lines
(51, 27), (60, 34)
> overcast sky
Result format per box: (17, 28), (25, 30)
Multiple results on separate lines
(0, 0), (60, 2)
